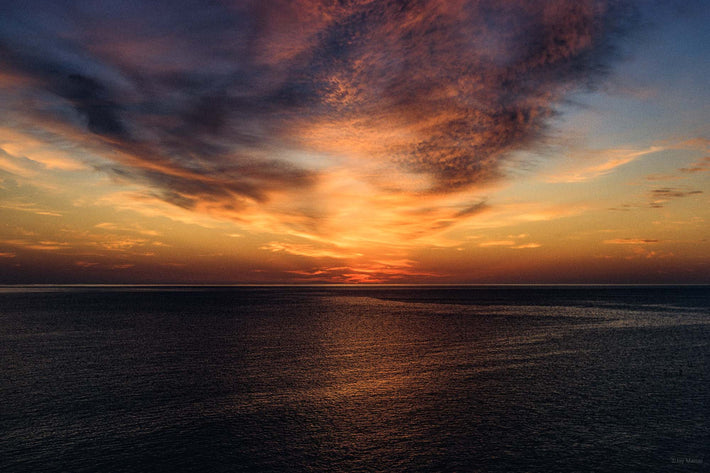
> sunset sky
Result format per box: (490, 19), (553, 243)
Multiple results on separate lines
(1, 0), (708, 284)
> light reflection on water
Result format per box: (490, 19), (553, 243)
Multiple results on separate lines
(0, 286), (708, 472)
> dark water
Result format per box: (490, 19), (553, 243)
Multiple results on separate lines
(1, 286), (708, 472)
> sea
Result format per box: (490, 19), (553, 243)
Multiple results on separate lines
(1, 285), (708, 472)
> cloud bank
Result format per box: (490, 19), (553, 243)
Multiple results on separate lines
(1, 0), (637, 236)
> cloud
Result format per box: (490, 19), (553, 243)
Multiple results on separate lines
(111, 263), (135, 270)
(479, 240), (516, 247)
(2, 239), (71, 251)
(286, 261), (445, 284)
(679, 157), (710, 174)
(545, 146), (662, 183)
(598, 236), (674, 260)
(478, 236), (540, 249)
(512, 243), (542, 249)
(649, 187), (703, 208)
(94, 222), (161, 236)
(260, 241), (363, 259)
(290, 0), (636, 191)
(75, 260), (99, 268)
(651, 188), (703, 198)
(0, 0), (633, 202)
(0, 201), (63, 217)
(604, 238), (659, 245)
(0, 0), (641, 252)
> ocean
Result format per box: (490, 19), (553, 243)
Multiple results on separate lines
(1, 285), (708, 472)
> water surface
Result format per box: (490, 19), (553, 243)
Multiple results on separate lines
(1, 286), (708, 472)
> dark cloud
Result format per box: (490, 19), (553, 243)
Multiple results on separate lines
(649, 188), (703, 208)
(604, 238), (659, 244)
(55, 73), (126, 136)
(651, 188), (703, 198)
(607, 204), (634, 212)
(1, 0), (640, 213)
(454, 201), (490, 219)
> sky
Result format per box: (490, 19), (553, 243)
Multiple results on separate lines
(0, 0), (708, 284)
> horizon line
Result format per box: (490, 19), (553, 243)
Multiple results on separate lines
(2, 283), (708, 288)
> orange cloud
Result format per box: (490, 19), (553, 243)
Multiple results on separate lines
(0, 127), (86, 171)
(545, 146), (663, 183)
(2, 239), (71, 251)
(0, 201), (63, 217)
(604, 239), (659, 245)
(512, 243), (542, 249)
(260, 241), (363, 260)
(479, 240), (516, 247)
(95, 222), (161, 236)
(286, 261), (445, 284)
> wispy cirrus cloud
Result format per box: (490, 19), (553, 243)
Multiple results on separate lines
(0, 201), (63, 217)
(544, 146), (663, 183)
(260, 241), (363, 260)
(2, 239), (71, 251)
